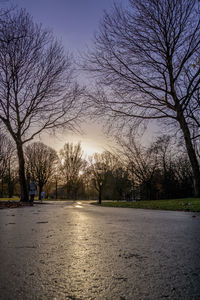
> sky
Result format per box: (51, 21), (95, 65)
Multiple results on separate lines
(1, 0), (124, 156)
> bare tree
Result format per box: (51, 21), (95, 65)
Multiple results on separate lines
(117, 133), (194, 199)
(85, 0), (200, 196)
(117, 136), (160, 198)
(0, 133), (8, 184)
(25, 142), (58, 200)
(0, 9), (84, 201)
(59, 142), (86, 199)
(87, 151), (119, 203)
(0, 133), (15, 196)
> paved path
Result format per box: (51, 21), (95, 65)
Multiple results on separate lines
(0, 201), (200, 300)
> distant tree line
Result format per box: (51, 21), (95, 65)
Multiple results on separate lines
(0, 134), (194, 201)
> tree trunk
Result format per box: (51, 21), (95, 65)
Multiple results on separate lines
(8, 160), (14, 198)
(16, 141), (29, 202)
(98, 185), (102, 204)
(178, 113), (200, 197)
(1, 177), (3, 197)
(39, 184), (43, 200)
(55, 178), (58, 199)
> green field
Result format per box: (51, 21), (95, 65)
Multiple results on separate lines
(0, 197), (20, 201)
(94, 198), (200, 212)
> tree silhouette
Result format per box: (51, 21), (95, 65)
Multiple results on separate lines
(59, 142), (86, 199)
(25, 142), (58, 200)
(0, 9), (84, 201)
(86, 0), (200, 196)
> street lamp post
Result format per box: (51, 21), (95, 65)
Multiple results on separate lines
(27, 172), (31, 202)
(99, 180), (102, 204)
(98, 167), (103, 205)
(55, 176), (58, 199)
(55, 165), (58, 200)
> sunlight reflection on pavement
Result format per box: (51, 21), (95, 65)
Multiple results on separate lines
(75, 201), (83, 208)
(0, 202), (200, 300)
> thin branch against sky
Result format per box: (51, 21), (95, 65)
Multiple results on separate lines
(3, 0), (125, 154)
(5, 0), (124, 52)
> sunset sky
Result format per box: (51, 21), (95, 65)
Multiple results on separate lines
(1, 0), (155, 156)
(1, 0), (126, 155)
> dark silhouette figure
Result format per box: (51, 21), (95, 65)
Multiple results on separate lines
(29, 179), (37, 202)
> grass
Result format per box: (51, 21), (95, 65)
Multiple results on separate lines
(0, 197), (20, 201)
(1, 197), (200, 212)
(93, 198), (200, 212)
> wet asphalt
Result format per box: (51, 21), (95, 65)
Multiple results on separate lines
(0, 201), (200, 300)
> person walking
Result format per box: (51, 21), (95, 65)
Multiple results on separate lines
(41, 191), (45, 202)
(29, 179), (37, 202)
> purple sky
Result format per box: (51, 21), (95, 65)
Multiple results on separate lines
(2, 0), (124, 154)
(9, 0), (122, 53)
(1, 0), (154, 154)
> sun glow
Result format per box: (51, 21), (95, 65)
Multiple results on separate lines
(39, 122), (109, 157)
(81, 143), (102, 158)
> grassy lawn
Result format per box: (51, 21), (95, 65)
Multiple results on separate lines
(94, 198), (200, 212)
(0, 197), (20, 201)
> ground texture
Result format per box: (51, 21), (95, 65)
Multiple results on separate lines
(0, 201), (33, 209)
(0, 201), (200, 300)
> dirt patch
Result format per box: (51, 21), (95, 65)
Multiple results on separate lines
(0, 201), (33, 209)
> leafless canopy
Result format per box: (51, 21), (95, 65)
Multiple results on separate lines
(85, 0), (200, 196)
(0, 8), (84, 144)
(0, 132), (14, 179)
(86, 0), (200, 132)
(59, 142), (86, 184)
(0, 8), (85, 201)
